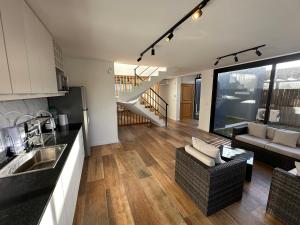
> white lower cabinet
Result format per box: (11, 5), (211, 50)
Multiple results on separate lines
(39, 128), (85, 225)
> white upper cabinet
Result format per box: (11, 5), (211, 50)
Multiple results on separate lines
(0, 0), (31, 94)
(23, 2), (57, 93)
(0, 12), (12, 94)
(0, 0), (58, 95)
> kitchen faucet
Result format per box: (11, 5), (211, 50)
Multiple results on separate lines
(35, 110), (56, 133)
(13, 114), (42, 135)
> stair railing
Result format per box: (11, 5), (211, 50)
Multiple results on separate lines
(141, 88), (168, 127)
(134, 66), (160, 86)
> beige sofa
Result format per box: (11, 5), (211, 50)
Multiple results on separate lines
(232, 124), (300, 170)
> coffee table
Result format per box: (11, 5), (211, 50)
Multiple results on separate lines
(219, 145), (254, 182)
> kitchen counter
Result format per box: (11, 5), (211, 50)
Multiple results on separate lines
(0, 124), (83, 225)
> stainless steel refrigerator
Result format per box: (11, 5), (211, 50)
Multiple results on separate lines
(48, 86), (91, 156)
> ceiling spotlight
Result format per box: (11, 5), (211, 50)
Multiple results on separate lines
(166, 32), (174, 42)
(214, 59), (219, 66)
(256, 49), (262, 56)
(137, 56), (142, 62)
(234, 54), (238, 62)
(192, 8), (202, 21)
(151, 48), (155, 56)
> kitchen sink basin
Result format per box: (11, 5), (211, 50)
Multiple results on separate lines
(0, 144), (67, 178)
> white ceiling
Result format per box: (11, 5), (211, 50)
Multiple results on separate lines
(27, 0), (300, 75)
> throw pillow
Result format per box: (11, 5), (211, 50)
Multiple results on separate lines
(192, 137), (222, 163)
(248, 122), (267, 139)
(297, 136), (300, 146)
(272, 129), (300, 148)
(296, 162), (300, 175)
(185, 145), (215, 167)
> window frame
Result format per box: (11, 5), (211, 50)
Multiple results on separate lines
(210, 52), (300, 138)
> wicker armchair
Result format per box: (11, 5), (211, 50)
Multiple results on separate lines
(266, 168), (300, 225)
(175, 147), (247, 216)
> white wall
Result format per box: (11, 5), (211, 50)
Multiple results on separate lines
(198, 69), (214, 132)
(160, 77), (181, 121)
(181, 75), (197, 84)
(64, 57), (119, 146)
(162, 70), (214, 131)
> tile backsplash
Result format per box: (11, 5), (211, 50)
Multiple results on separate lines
(0, 98), (48, 129)
(0, 98), (48, 164)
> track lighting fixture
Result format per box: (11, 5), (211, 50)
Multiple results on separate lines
(151, 48), (155, 56)
(192, 8), (203, 21)
(214, 44), (266, 66)
(234, 54), (238, 62)
(256, 49), (262, 56)
(136, 0), (210, 62)
(166, 32), (174, 42)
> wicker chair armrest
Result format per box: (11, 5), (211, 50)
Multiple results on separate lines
(271, 168), (300, 188)
(176, 147), (246, 178)
(208, 158), (247, 177)
(266, 167), (300, 224)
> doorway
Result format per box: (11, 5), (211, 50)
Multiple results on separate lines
(180, 74), (201, 122)
(180, 84), (194, 119)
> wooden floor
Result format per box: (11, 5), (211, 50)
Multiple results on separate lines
(73, 120), (282, 225)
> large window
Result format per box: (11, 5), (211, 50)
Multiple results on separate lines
(268, 60), (300, 130)
(211, 54), (300, 138)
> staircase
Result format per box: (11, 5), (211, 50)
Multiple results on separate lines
(116, 66), (170, 127)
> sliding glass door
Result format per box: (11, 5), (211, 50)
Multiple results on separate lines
(211, 54), (300, 138)
(213, 66), (271, 137)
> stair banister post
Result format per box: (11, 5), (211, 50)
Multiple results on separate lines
(134, 68), (137, 86)
(165, 103), (168, 127)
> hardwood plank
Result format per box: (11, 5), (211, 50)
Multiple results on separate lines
(140, 176), (186, 225)
(103, 154), (120, 187)
(184, 212), (214, 225)
(83, 180), (109, 225)
(106, 185), (135, 225)
(87, 148), (104, 182)
(147, 164), (200, 218)
(122, 176), (161, 225)
(120, 150), (151, 179)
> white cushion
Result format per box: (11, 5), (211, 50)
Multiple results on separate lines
(192, 137), (222, 163)
(288, 168), (297, 176)
(185, 145), (215, 167)
(296, 162), (300, 175)
(264, 143), (300, 160)
(267, 127), (277, 140)
(272, 129), (300, 148)
(235, 134), (271, 148)
(248, 122), (267, 139)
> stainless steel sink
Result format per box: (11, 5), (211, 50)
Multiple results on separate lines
(0, 144), (67, 178)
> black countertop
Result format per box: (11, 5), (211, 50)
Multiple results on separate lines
(0, 124), (82, 225)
